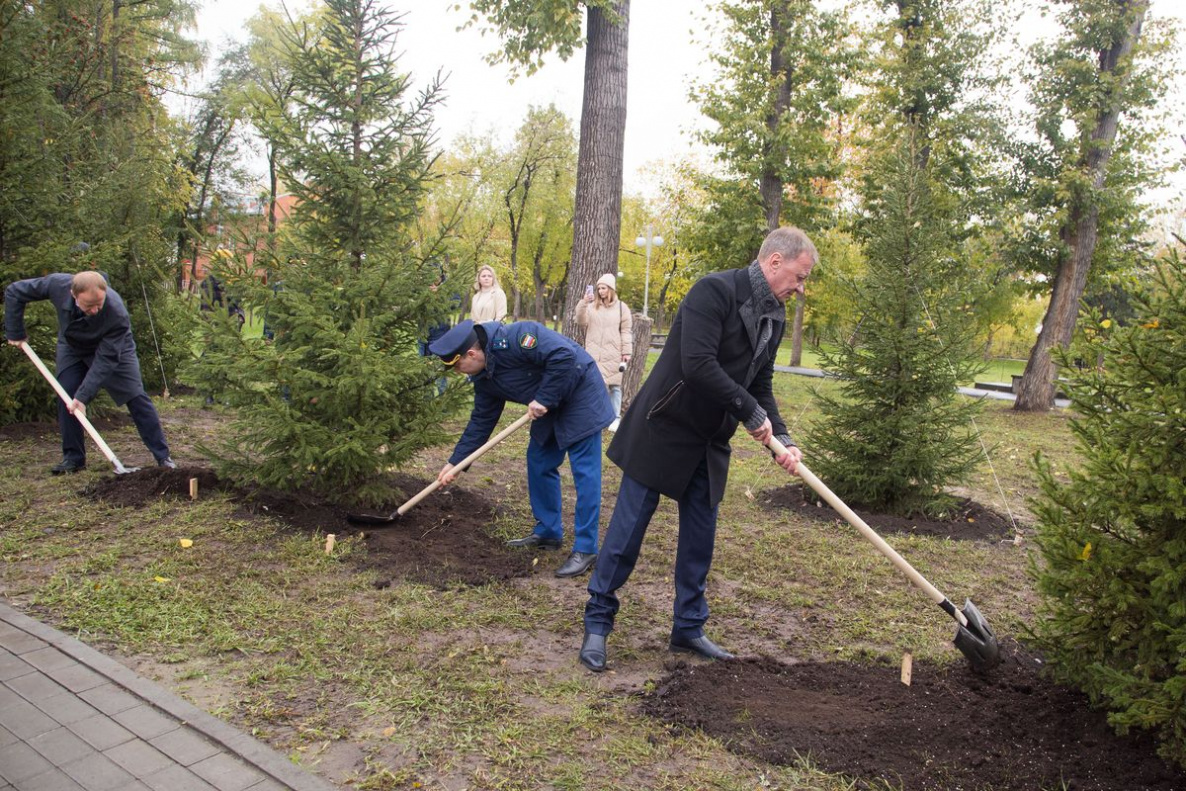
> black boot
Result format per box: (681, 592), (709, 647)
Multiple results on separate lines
(555, 551), (597, 578)
(669, 632), (734, 661)
(506, 533), (561, 549)
(579, 632), (607, 672)
(50, 459), (85, 475)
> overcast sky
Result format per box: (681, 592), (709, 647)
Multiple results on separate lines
(181, 2), (717, 197)
(182, 1), (1186, 216)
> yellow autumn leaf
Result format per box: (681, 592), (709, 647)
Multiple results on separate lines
(179, 538), (193, 548)
(383, 726), (396, 738)
(1100, 319), (1112, 329)
(1078, 542), (1092, 561)
(1142, 319), (1160, 329)
(154, 575), (171, 583)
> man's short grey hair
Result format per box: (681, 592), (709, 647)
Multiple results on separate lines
(71, 271), (107, 296)
(758, 227), (818, 267)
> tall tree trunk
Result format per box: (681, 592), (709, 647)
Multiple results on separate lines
(562, 0), (629, 340)
(761, 4), (809, 366)
(790, 293), (805, 365)
(1014, 2), (1146, 411)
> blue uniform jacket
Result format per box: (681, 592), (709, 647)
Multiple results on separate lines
(449, 321), (614, 464)
(4, 273), (147, 406)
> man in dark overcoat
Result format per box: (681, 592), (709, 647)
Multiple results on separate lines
(579, 227), (816, 671)
(5, 271), (175, 474)
(429, 318), (615, 578)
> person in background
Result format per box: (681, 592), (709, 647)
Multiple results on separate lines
(429, 318), (614, 578)
(576, 273), (633, 432)
(470, 264), (508, 323)
(578, 227), (817, 672)
(4, 271), (177, 474)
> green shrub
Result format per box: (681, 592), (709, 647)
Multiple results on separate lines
(1030, 247), (1186, 768)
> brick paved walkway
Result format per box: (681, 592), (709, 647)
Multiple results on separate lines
(0, 602), (336, 791)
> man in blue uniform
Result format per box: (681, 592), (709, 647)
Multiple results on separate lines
(429, 319), (614, 578)
(578, 227), (814, 672)
(5, 271), (175, 474)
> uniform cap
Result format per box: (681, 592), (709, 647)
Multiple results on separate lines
(427, 320), (478, 365)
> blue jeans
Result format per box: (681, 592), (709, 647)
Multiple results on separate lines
(608, 384), (622, 418)
(525, 431), (603, 554)
(57, 361), (170, 464)
(584, 457), (719, 639)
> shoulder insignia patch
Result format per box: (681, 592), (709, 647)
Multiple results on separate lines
(519, 333), (538, 349)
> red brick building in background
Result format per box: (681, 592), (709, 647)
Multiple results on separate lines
(181, 192), (299, 292)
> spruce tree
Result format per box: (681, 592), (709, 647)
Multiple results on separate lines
(187, 0), (464, 506)
(806, 130), (984, 516)
(1030, 246), (1186, 767)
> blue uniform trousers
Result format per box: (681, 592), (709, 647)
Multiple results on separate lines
(584, 457), (719, 639)
(526, 431), (602, 555)
(58, 360), (170, 465)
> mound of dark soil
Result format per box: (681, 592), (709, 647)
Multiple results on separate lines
(0, 421), (58, 441)
(80, 466), (536, 588)
(84, 466), (226, 506)
(644, 640), (1183, 791)
(763, 483), (1018, 541)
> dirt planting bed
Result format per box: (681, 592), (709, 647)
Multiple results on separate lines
(82, 466), (537, 588)
(763, 482), (1019, 541)
(644, 639), (1183, 790)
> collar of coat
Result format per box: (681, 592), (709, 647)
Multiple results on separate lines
(739, 260), (784, 354)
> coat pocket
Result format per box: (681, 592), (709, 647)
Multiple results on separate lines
(647, 380), (685, 419)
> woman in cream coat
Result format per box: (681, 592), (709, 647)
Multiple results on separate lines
(470, 265), (508, 323)
(575, 273), (633, 431)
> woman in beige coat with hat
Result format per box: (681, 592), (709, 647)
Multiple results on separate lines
(576, 273), (633, 431)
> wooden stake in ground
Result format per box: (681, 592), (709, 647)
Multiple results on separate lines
(189, 478), (198, 500)
(324, 534), (336, 555)
(900, 652), (913, 686)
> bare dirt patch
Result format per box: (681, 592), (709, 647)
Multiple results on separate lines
(80, 466), (537, 588)
(644, 639), (1183, 791)
(763, 482), (1018, 541)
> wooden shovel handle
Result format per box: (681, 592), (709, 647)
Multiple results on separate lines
(19, 341), (128, 471)
(767, 436), (961, 619)
(397, 411), (533, 516)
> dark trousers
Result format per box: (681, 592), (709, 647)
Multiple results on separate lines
(584, 457), (719, 639)
(525, 431), (603, 554)
(57, 361), (170, 464)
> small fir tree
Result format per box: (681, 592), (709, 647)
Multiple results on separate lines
(806, 129), (985, 516)
(186, 0), (464, 506)
(1030, 246), (1186, 767)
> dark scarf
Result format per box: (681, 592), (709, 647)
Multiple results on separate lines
(739, 260), (785, 386)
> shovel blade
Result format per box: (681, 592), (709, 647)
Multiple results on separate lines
(952, 598), (1001, 673)
(345, 511), (400, 526)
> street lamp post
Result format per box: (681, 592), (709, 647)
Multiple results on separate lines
(634, 224), (663, 318)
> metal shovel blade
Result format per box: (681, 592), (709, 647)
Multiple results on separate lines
(346, 510), (401, 526)
(952, 599), (1001, 672)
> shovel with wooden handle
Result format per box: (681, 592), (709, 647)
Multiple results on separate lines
(767, 436), (1001, 672)
(17, 340), (139, 474)
(347, 411), (533, 525)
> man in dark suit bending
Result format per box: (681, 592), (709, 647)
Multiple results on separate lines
(579, 226), (816, 671)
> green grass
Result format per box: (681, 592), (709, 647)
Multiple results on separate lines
(0, 383), (1081, 790)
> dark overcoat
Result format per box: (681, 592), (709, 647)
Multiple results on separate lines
(4, 273), (147, 406)
(607, 267), (787, 506)
(449, 321), (615, 464)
